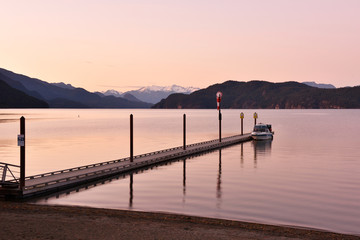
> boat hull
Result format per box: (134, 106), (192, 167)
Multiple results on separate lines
(251, 133), (273, 140)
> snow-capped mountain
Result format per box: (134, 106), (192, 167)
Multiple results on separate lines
(302, 82), (336, 89)
(137, 85), (199, 93)
(102, 85), (199, 104)
(102, 89), (123, 98)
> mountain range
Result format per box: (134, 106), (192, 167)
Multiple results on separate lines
(0, 68), (152, 108)
(99, 85), (199, 104)
(0, 79), (49, 108)
(1, 67), (358, 109)
(302, 81), (336, 89)
(153, 80), (360, 109)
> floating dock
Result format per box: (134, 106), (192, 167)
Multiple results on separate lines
(1, 133), (251, 199)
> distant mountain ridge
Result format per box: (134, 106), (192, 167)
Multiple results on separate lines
(2, 67), (357, 109)
(51, 82), (76, 90)
(136, 85), (199, 93)
(0, 78), (49, 108)
(0, 68), (152, 108)
(101, 85), (199, 104)
(101, 89), (123, 98)
(302, 81), (336, 89)
(153, 80), (360, 109)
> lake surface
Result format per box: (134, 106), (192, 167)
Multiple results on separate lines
(1, 109), (360, 235)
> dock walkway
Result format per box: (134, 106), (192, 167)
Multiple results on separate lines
(3, 134), (252, 198)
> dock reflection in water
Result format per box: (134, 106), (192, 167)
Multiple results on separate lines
(216, 149), (222, 208)
(182, 159), (186, 203)
(129, 173), (133, 208)
(29, 146), (236, 208)
(29, 141), (271, 212)
(29, 141), (272, 208)
(29, 156), (183, 206)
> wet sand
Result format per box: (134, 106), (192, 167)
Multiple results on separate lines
(0, 201), (359, 240)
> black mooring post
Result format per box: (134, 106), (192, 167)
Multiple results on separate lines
(241, 118), (243, 135)
(20, 116), (25, 189)
(130, 114), (133, 162)
(219, 110), (222, 142)
(254, 112), (258, 126)
(183, 114), (186, 150)
(240, 112), (244, 135)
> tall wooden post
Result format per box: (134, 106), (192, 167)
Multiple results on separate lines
(216, 91), (223, 143)
(20, 116), (25, 189)
(183, 114), (186, 150)
(219, 110), (222, 142)
(240, 112), (244, 135)
(130, 114), (133, 162)
(253, 112), (258, 126)
(241, 118), (243, 135)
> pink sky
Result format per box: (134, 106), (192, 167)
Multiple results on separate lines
(1, 0), (359, 92)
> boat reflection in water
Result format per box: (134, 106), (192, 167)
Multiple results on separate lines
(252, 139), (272, 168)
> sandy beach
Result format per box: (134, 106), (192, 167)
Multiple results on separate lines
(0, 201), (359, 240)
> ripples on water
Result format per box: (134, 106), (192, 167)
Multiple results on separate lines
(1, 109), (360, 235)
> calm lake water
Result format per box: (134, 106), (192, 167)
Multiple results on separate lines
(1, 109), (360, 235)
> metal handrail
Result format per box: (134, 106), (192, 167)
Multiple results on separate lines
(0, 162), (20, 184)
(0, 162), (20, 168)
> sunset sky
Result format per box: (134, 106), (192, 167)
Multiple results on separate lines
(1, 0), (359, 92)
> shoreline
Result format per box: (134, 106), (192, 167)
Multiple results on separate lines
(1, 201), (359, 240)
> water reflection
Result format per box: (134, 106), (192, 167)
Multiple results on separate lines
(252, 140), (272, 168)
(45, 174), (128, 201)
(26, 140), (272, 209)
(240, 143), (244, 167)
(129, 157), (190, 208)
(216, 149), (222, 208)
(26, 144), (239, 209)
(129, 173), (133, 208)
(0, 119), (19, 123)
(11, 109), (360, 235)
(28, 142), (274, 211)
(28, 147), (221, 203)
(183, 159), (186, 201)
(29, 140), (272, 206)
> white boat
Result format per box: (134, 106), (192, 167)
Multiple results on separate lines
(251, 123), (274, 140)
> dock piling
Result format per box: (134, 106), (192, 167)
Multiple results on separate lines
(240, 112), (244, 135)
(130, 114), (133, 162)
(183, 114), (186, 150)
(20, 116), (25, 189)
(216, 92), (223, 143)
(219, 110), (222, 142)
